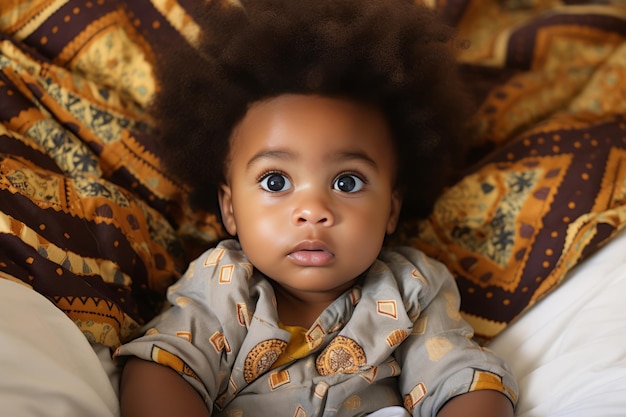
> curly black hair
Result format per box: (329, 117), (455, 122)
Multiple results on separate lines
(152, 0), (471, 221)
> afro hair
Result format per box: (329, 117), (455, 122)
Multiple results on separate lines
(151, 0), (472, 221)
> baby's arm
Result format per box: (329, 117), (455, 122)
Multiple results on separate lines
(120, 357), (210, 417)
(115, 244), (255, 417)
(436, 390), (514, 417)
(383, 246), (518, 416)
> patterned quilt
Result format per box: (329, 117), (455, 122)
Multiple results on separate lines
(1, 0), (625, 347)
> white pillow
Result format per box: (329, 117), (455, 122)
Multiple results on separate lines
(489, 228), (626, 417)
(0, 279), (120, 417)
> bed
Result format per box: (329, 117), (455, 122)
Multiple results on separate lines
(1, 1), (625, 416)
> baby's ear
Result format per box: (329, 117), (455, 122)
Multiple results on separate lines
(386, 189), (403, 235)
(218, 184), (237, 236)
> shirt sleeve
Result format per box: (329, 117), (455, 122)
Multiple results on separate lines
(114, 242), (254, 412)
(381, 246), (519, 417)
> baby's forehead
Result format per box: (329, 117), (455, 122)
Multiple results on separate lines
(225, 94), (398, 173)
(233, 94), (392, 138)
(232, 94), (394, 142)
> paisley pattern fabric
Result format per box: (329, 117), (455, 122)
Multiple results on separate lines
(1, 0), (626, 348)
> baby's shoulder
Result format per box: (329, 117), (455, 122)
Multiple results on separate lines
(169, 239), (265, 297)
(189, 239), (252, 276)
(378, 245), (449, 283)
(373, 245), (458, 304)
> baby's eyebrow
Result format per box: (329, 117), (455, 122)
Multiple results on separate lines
(331, 151), (378, 169)
(246, 149), (377, 169)
(246, 150), (294, 168)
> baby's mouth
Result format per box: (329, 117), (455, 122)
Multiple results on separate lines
(288, 242), (334, 266)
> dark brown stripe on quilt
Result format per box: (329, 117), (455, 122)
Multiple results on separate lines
(0, 188), (149, 281)
(457, 115), (626, 323)
(21, 0), (118, 62)
(506, 13), (626, 70)
(124, 0), (196, 47)
(108, 166), (182, 228)
(0, 73), (35, 121)
(581, 222), (616, 258)
(0, 233), (140, 321)
(0, 138), (63, 174)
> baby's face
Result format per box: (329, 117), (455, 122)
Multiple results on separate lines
(219, 94), (402, 303)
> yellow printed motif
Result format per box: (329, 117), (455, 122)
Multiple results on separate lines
(470, 370), (518, 404)
(150, 345), (201, 383)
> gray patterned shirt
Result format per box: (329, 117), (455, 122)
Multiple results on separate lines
(116, 239), (518, 417)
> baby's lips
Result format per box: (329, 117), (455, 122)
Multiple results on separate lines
(288, 249), (334, 266)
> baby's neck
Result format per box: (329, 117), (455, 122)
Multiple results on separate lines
(271, 283), (337, 329)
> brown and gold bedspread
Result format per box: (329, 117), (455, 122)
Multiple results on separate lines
(1, 0), (625, 347)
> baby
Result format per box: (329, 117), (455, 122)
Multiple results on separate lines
(115, 1), (518, 416)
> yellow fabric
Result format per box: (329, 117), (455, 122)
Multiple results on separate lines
(273, 323), (311, 368)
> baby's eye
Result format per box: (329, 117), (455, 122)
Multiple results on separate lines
(260, 172), (292, 192)
(333, 174), (364, 193)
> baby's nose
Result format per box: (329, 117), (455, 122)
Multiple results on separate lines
(291, 193), (335, 226)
